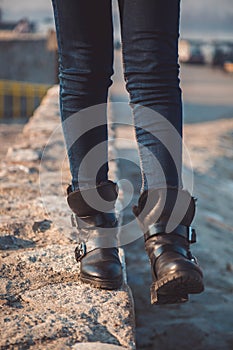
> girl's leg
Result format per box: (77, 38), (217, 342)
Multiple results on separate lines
(118, 0), (182, 191)
(51, 0), (114, 190)
(52, 1), (123, 290)
(118, 0), (204, 304)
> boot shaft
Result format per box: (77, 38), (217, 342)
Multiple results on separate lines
(67, 180), (118, 217)
(133, 188), (196, 236)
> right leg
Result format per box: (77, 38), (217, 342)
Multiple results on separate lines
(51, 0), (114, 190)
(51, 0), (123, 289)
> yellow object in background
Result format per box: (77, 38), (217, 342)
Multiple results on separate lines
(0, 80), (51, 119)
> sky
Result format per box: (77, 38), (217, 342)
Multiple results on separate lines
(181, 0), (233, 35)
(1, 0), (233, 38)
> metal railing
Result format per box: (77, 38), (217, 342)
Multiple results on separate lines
(0, 80), (51, 119)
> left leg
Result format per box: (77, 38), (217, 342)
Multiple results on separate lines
(118, 0), (204, 304)
(118, 0), (183, 191)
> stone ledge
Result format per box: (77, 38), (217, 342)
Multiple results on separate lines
(0, 86), (136, 349)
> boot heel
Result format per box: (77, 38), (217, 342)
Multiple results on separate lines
(150, 283), (189, 305)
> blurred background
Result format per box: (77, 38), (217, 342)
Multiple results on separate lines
(0, 0), (232, 121)
(0, 1), (232, 349)
(0, 0), (233, 148)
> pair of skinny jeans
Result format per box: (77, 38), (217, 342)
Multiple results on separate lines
(51, 0), (183, 192)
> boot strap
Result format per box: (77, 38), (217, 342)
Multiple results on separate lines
(148, 243), (197, 262)
(74, 234), (119, 262)
(145, 223), (196, 243)
(71, 213), (119, 262)
(71, 212), (117, 230)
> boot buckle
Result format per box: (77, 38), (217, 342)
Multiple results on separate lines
(74, 242), (87, 262)
(188, 227), (196, 243)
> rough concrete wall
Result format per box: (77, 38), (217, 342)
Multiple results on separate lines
(0, 86), (136, 350)
(0, 34), (56, 84)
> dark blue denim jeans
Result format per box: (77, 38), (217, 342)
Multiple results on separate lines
(51, 0), (183, 192)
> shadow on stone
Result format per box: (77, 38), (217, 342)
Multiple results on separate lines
(32, 219), (52, 233)
(80, 312), (121, 346)
(0, 235), (35, 250)
(5, 295), (24, 309)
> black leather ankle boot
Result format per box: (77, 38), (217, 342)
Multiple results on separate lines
(133, 188), (204, 305)
(67, 181), (123, 290)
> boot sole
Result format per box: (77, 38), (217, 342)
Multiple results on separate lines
(151, 270), (204, 305)
(80, 273), (123, 290)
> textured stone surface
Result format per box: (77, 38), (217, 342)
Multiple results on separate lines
(73, 343), (128, 349)
(0, 86), (135, 350)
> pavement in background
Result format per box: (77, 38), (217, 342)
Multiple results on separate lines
(110, 50), (233, 350)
